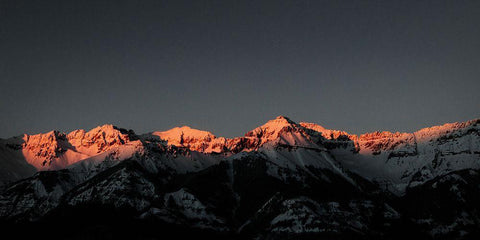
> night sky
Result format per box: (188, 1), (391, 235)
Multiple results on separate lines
(1, 0), (479, 138)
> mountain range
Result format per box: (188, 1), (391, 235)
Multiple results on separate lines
(1, 116), (479, 239)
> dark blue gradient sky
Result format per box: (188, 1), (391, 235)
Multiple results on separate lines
(1, 0), (479, 138)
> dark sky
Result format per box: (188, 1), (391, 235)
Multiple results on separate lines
(1, 0), (479, 138)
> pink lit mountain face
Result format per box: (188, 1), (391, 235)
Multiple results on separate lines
(1, 116), (480, 239)
(2, 116), (479, 191)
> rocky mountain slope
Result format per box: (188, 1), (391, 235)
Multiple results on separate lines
(0, 116), (479, 239)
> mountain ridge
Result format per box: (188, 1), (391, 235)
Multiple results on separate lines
(1, 116), (480, 239)
(1, 116), (479, 186)
(5, 115), (478, 154)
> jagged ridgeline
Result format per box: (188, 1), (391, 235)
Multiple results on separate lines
(1, 116), (480, 239)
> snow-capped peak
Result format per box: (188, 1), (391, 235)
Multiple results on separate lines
(149, 126), (227, 153)
(151, 126), (216, 144)
(241, 116), (320, 149)
(245, 116), (300, 139)
(67, 124), (134, 155)
(300, 122), (356, 141)
(5, 124), (139, 171)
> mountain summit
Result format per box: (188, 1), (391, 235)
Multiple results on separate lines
(1, 117), (479, 239)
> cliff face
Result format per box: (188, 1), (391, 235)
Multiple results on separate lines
(17, 124), (139, 171)
(1, 117), (480, 239)
(2, 117), (479, 190)
(146, 126), (228, 153)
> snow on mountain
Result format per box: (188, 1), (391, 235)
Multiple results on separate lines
(66, 124), (135, 156)
(2, 116), (479, 193)
(1, 116), (480, 239)
(242, 116), (320, 150)
(301, 118), (480, 194)
(160, 188), (227, 230)
(267, 197), (397, 234)
(0, 169), (87, 220)
(65, 160), (155, 211)
(0, 138), (36, 185)
(137, 144), (223, 175)
(0, 125), (145, 185)
(7, 124), (138, 171)
(300, 122), (355, 142)
(142, 116), (319, 154)
(145, 126), (228, 153)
